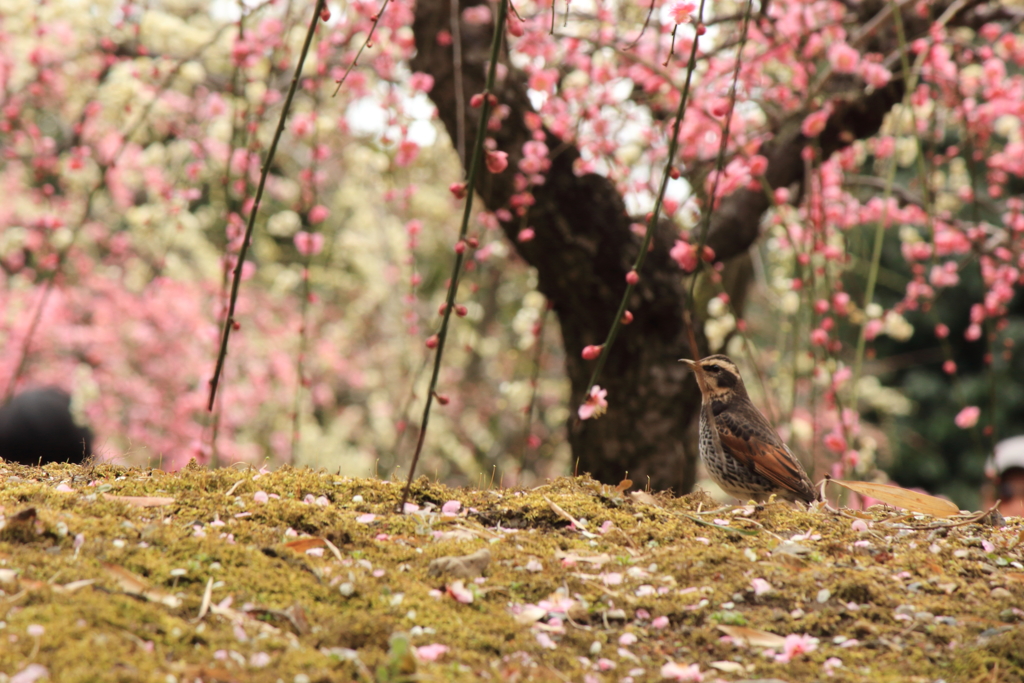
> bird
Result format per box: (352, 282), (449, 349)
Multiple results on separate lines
(679, 354), (818, 504)
(0, 387), (92, 466)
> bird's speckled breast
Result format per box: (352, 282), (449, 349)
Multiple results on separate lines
(698, 408), (779, 500)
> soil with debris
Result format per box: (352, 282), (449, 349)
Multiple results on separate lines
(1, 463), (1022, 683)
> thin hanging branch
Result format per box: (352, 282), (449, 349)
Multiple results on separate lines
(399, 0), (510, 512)
(579, 0), (708, 402)
(689, 0), (754, 303)
(207, 0), (326, 411)
(333, 0), (392, 93)
(521, 301), (550, 460)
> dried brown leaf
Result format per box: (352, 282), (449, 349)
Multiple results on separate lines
(283, 537), (326, 553)
(102, 563), (182, 608)
(629, 491), (661, 508)
(716, 624), (787, 648)
(427, 548), (491, 579)
(555, 551), (612, 566)
(58, 579), (96, 593)
(830, 480), (960, 518)
(544, 497), (580, 526)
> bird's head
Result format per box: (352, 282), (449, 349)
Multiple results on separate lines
(679, 354), (747, 402)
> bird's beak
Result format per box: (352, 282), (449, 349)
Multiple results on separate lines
(679, 358), (708, 393)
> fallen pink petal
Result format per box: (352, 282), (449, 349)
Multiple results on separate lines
(415, 644), (449, 661)
(447, 581), (474, 604)
(660, 662), (703, 682)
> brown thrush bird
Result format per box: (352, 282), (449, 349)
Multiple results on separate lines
(680, 355), (818, 504)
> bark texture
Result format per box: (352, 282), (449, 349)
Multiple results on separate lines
(410, 0), (987, 491)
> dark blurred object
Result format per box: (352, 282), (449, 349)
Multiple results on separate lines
(981, 436), (1024, 518)
(0, 388), (92, 465)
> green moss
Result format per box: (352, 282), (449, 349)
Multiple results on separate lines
(0, 464), (1022, 682)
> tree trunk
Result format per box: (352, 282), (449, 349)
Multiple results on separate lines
(412, 0), (703, 492)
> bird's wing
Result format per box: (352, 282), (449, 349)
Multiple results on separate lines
(715, 410), (817, 503)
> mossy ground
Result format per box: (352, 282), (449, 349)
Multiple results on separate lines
(0, 463), (1022, 683)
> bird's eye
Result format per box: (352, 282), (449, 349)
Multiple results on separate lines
(706, 365), (721, 373)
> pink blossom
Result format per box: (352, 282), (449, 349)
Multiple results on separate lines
(291, 113), (314, 137)
(356, 513), (376, 523)
(954, 406), (980, 429)
(751, 578), (773, 596)
(395, 140), (420, 167)
(775, 634), (819, 663)
(485, 150), (508, 174)
(528, 69), (558, 93)
(860, 62), (892, 88)
(965, 324), (982, 341)
(518, 228), (535, 242)
(408, 72), (435, 93)
(670, 240), (697, 272)
(442, 500), (461, 515)
(582, 345), (602, 360)
(661, 662), (703, 682)
(462, 5), (491, 24)
(652, 615), (670, 629)
(748, 155), (768, 176)
(507, 13), (524, 37)
(294, 231), (324, 256)
(415, 644), (450, 661)
(253, 491), (269, 504)
(930, 263), (959, 287)
(827, 42), (860, 74)
(802, 105), (832, 137)
(578, 385), (609, 420)
(308, 205), (329, 224)
(823, 431), (847, 453)
(618, 632), (638, 646)
(669, 1), (696, 24)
